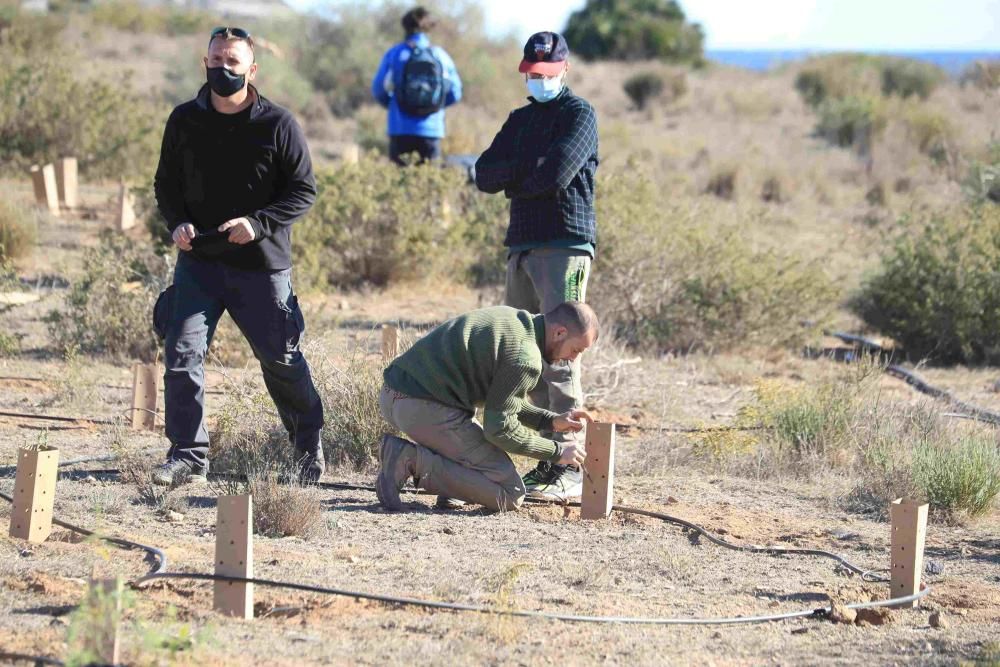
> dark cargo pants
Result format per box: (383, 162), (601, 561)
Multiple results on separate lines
(162, 252), (324, 469)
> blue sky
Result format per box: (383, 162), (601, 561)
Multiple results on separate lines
(295, 0), (1000, 50)
(480, 0), (1000, 50)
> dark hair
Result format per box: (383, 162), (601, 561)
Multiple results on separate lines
(544, 301), (600, 340)
(401, 7), (436, 35)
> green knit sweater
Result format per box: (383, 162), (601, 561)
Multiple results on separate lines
(383, 306), (562, 461)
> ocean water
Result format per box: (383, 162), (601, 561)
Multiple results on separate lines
(706, 49), (1000, 74)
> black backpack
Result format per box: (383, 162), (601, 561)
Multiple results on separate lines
(397, 44), (447, 117)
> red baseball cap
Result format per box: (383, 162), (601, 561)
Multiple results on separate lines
(518, 31), (570, 76)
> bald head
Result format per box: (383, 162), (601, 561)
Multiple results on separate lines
(542, 302), (599, 363)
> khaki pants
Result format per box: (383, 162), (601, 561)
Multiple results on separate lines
(505, 247), (591, 440)
(379, 386), (526, 511)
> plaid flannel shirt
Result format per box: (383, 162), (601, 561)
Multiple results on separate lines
(475, 88), (599, 247)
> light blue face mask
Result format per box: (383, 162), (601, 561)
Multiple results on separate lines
(526, 75), (563, 103)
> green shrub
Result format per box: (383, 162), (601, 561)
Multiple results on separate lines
(0, 14), (166, 178)
(565, 0), (704, 64)
(212, 339), (397, 471)
(592, 170), (836, 351)
(295, 158), (507, 290)
(624, 71), (664, 110)
(88, 0), (217, 36)
(0, 199), (37, 261)
(852, 206), (1000, 364)
(46, 232), (169, 361)
(913, 437), (1000, 517)
(904, 107), (954, 161)
(815, 95), (886, 149)
(794, 54), (883, 108)
(794, 54), (943, 108)
(880, 58), (945, 99)
(960, 60), (1000, 91)
(964, 142), (1000, 205)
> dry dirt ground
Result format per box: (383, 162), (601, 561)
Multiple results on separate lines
(1, 186), (999, 666)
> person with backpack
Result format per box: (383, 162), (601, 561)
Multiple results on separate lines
(474, 31), (599, 501)
(371, 6), (462, 165)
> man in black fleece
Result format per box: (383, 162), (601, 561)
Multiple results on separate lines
(474, 31), (599, 501)
(151, 27), (324, 486)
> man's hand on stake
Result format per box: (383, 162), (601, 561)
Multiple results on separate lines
(552, 408), (594, 433)
(219, 218), (256, 245)
(172, 223), (197, 251)
(557, 441), (587, 467)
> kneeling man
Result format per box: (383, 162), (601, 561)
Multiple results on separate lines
(377, 302), (597, 512)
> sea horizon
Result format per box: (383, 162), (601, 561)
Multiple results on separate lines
(706, 48), (999, 73)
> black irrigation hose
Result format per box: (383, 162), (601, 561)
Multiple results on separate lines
(0, 477), (930, 627)
(0, 490), (168, 575)
(0, 410), (116, 426)
(0, 651), (64, 666)
(825, 331), (1000, 426)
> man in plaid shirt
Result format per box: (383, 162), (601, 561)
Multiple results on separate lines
(474, 31), (599, 501)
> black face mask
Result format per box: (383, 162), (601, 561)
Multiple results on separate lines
(206, 66), (246, 97)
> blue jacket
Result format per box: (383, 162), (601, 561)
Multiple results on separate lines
(371, 33), (462, 139)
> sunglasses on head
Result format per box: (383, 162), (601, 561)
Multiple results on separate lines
(209, 27), (254, 49)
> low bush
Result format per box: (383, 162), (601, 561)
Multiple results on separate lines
(592, 170), (836, 351)
(295, 158), (507, 290)
(46, 232), (169, 361)
(0, 199), (37, 261)
(851, 206), (1000, 364)
(705, 164), (738, 199)
(624, 72), (665, 110)
(212, 339), (397, 472)
(880, 58), (945, 99)
(0, 13), (166, 178)
(904, 107), (954, 162)
(960, 60), (1000, 91)
(88, 0), (217, 36)
(913, 437), (1000, 518)
(815, 95), (886, 149)
(964, 142), (1000, 205)
(624, 69), (687, 110)
(794, 54), (943, 108)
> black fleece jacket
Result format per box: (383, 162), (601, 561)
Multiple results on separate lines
(153, 85), (316, 271)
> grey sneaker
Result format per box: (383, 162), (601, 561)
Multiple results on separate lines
(523, 463), (582, 500)
(375, 435), (416, 511)
(435, 496), (466, 510)
(151, 459), (208, 487)
(296, 449), (326, 484)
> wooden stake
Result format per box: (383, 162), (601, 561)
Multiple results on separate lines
(130, 362), (161, 431)
(889, 498), (929, 608)
(29, 164), (60, 216)
(214, 494), (254, 619)
(9, 446), (59, 543)
(581, 422), (616, 520)
(342, 143), (360, 165)
(117, 181), (135, 231)
(55, 157), (78, 210)
(82, 577), (123, 665)
(381, 324), (399, 360)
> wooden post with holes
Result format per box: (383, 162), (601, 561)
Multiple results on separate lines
(55, 157), (78, 210)
(889, 498), (928, 608)
(29, 164), (60, 216)
(581, 422), (616, 520)
(83, 577), (123, 665)
(9, 446), (59, 543)
(117, 181), (135, 231)
(130, 362), (161, 431)
(381, 324), (399, 360)
(214, 494), (254, 619)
